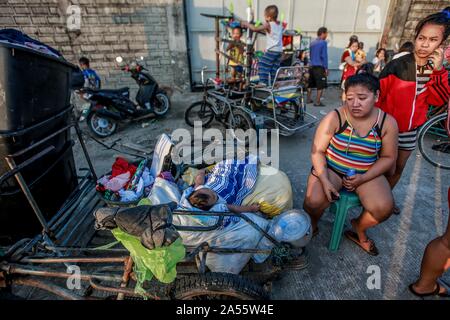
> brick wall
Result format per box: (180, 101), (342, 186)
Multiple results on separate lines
(0, 0), (191, 92)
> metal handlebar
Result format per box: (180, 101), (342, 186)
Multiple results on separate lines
(201, 66), (208, 85)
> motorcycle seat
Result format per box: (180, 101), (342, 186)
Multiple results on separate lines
(95, 87), (130, 95)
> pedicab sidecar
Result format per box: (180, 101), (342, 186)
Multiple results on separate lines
(0, 127), (309, 300)
(230, 66), (319, 137)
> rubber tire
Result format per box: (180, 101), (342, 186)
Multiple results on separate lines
(228, 109), (255, 131)
(185, 101), (215, 127)
(418, 112), (450, 170)
(153, 92), (171, 116)
(87, 112), (118, 138)
(171, 273), (268, 300)
(228, 109), (257, 145)
(0, 288), (24, 300)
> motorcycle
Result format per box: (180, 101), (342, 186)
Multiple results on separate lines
(78, 56), (170, 137)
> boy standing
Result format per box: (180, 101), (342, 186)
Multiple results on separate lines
(241, 5), (283, 86)
(226, 27), (245, 82)
(79, 57), (101, 89)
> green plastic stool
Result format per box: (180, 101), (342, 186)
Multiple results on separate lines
(328, 190), (361, 252)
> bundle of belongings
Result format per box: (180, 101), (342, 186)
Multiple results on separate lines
(95, 204), (180, 250)
(96, 134), (174, 203)
(94, 203), (185, 295)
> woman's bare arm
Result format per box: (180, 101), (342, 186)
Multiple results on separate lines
(311, 111), (338, 179)
(311, 111), (341, 201)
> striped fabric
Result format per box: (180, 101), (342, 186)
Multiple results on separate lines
(258, 51), (282, 85)
(326, 113), (382, 175)
(398, 129), (418, 151)
(416, 62), (434, 95)
(205, 154), (258, 205)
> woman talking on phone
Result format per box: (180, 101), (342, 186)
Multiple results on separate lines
(376, 8), (450, 215)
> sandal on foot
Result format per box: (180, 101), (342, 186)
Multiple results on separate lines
(344, 230), (379, 256)
(437, 278), (450, 297)
(313, 102), (325, 107)
(312, 228), (319, 238)
(432, 143), (450, 154)
(392, 205), (401, 215)
(408, 283), (440, 298)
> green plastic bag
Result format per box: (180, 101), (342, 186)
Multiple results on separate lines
(111, 228), (185, 297)
(138, 198), (152, 206)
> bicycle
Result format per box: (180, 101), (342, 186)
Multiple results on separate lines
(184, 67), (244, 128)
(418, 100), (450, 170)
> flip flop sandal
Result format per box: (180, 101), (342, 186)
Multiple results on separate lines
(437, 278), (450, 297)
(432, 143), (450, 154)
(344, 230), (379, 256)
(408, 283), (440, 298)
(312, 228), (319, 238)
(393, 206), (401, 215)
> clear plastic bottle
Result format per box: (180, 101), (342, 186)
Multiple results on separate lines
(344, 168), (356, 191)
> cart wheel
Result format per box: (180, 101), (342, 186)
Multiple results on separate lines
(185, 101), (215, 127)
(171, 273), (268, 300)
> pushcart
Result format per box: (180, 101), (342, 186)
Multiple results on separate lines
(0, 122), (309, 300)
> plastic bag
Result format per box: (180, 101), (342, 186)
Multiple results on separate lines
(181, 165), (216, 186)
(105, 172), (130, 192)
(142, 168), (154, 187)
(146, 177), (181, 205)
(111, 228), (185, 296)
(242, 165), (293, 218)
(181, 167), (199, 186)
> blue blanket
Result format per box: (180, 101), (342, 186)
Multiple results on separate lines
(205, 155), (258, 205)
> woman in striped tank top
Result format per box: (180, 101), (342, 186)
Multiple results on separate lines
(303, 74), (399, 255)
